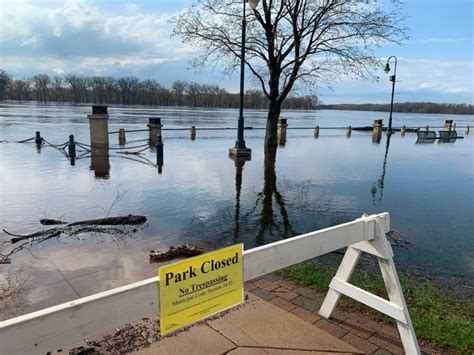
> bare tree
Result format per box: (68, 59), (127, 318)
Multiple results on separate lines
(32, 74), (51, 102)
(65, 75), (81, 102)
(173, 0), (408, 146)
(171, 80), (187, 106)
(0, 69), (12, 100)
(52, 76), (64, 102)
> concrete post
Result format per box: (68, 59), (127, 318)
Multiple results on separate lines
(88, 105), (110, 179)
(314, 126), (320, 139)
(277, 118), (288, 145)
(400, 125), (406, 136)
(190, 126), (196, 141)
(372, 119), (383, 144)
(346, 126), (352, 138)
(425, 125), (430, 132)
(148, 117), (162, 146)
(443, 120), (453, 132)
(465, 125), (470, 135)
(118, 128), (126, 145)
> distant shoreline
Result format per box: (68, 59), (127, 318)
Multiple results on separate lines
(319, 102), (473, 115)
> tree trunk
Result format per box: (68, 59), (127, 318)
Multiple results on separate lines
(265, 100), (281, 147)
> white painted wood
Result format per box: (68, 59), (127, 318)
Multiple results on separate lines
(0, 213), (418, 355)
(319, 216), (420, 354)
(378, 257), (420, 353)
(329, 278), (406, 323)
(319, 247), (361, 318)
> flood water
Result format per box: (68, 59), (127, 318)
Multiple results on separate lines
(0, 101), (473, 320)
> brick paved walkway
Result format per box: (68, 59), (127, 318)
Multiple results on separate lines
(246, 274), (441, 354)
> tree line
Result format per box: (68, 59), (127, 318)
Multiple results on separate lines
(0, 69), (318, 110)
(320, 103), (473, 115)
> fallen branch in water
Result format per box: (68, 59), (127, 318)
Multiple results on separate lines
(40, 215), (146, 226)
(0, 215), (147, 263)
(149, 244), (204, 263)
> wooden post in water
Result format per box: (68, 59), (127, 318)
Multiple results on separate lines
(314, 126), (320, 139)
(148, 117), (162, 146)
(346, 126), (352, 138)
(425, 125), (429, 132)
(465, 125), (470, 135)
(372, 119), (383, 144)
(277, 118), (288, 145)
(118, 128), (126, 145)
(190, 126), (196, 141)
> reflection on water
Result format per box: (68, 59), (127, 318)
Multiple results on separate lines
(371, 133), (392, 204)
(0, 102), (473, 318)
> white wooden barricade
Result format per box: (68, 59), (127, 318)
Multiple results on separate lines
(0, 213), (419, 354)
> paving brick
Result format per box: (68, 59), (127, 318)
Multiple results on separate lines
(290, 307), (321, 324)
(275, 278), (298, 290)
(330, 309), (350, 324)
(292, 295), (322, 312)
(262, 273), (279, 282)
(342, 333), (379, 354)
(249, 287), (276, 301)
(293, 287), (325, 301)
(341, 318), (376, 340)
(272, 287), (299, 301)
(254, 278), (279, 292)
(314, 319), (348, 338)
(368, 333), (404, 354)
(244, 282), (257, 292)
(269, 297), (297, 312)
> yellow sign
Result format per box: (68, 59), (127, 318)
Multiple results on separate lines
(159, 244), (243, 335)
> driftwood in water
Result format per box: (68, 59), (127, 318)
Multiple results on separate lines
(39, 215), (146, 226)
(1, 215), (147, 264)
(149, 244), (204, 263)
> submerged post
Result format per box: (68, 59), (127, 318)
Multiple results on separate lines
(148, 117), (162, 147)
(156, 134), (164, 174)
(346, 126), (352, 138)
(35, 131), (42, 145)
(277, 118), (288, 145)
(314, 126), (320, 139)
(68, 135), (76, 166)
(443, 120), (453, 132)
(465, 125), (470, 135)
(88, 105), (110, 178)
(372, 119), (383, 144)
(190, 126), (196, 141)
(400, 125), (406, 136)
(118, 128), (126, 145)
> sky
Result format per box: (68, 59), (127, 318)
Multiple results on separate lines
(0, 0), (472, 104)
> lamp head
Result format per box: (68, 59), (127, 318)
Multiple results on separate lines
(247, 0), (260, 10)
(384, 63), (391, 74)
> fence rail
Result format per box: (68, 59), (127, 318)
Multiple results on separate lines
(0, 212), (420, 355)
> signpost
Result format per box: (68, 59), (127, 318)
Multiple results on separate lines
(159, 244), (243, 335)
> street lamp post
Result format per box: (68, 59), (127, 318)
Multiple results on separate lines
(384, 56), (398, 134)
(229, 0), (259, 158)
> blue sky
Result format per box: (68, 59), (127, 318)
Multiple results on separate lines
(0, 0), (472, 104)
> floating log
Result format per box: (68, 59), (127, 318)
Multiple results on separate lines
(39, 215), (146, 226)
(149, 244), (204, 263)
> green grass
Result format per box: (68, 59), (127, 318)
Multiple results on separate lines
(276, 261), (474, 354)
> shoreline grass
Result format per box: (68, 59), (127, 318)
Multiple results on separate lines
(276, 261), (473, 354)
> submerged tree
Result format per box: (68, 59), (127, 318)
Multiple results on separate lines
(173, 0), (408, 146)
(0, 69), (12, 100)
